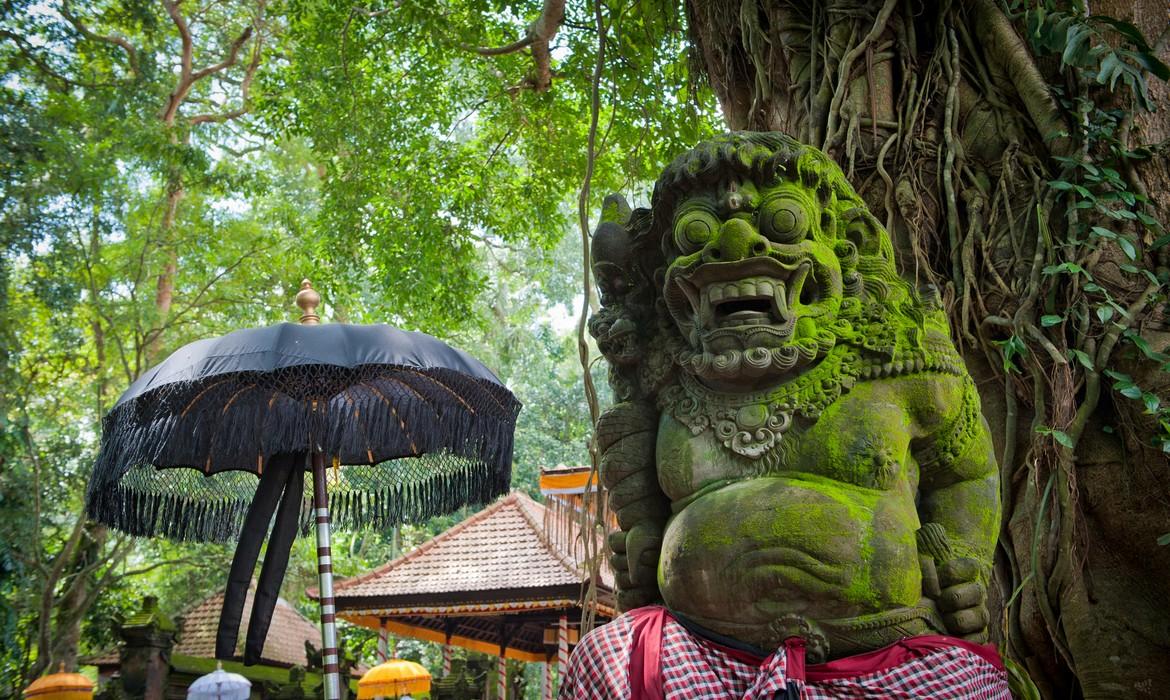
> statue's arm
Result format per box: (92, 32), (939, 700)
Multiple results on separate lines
(597, 401), (670, 611)
(913, 377), (1000, 640)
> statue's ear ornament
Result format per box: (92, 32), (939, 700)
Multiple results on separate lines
(841, 207), (884, 257)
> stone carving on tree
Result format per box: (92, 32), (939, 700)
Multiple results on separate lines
(589, 132), (1000, 660)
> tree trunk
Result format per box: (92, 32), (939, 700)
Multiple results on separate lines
(149, 180), (183, 364)
(683, 1), (1170, 697)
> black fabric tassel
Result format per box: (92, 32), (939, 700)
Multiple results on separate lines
(85, 365), (520, 545)
(216, 453), (299, 660)
(244, 454), (304, 664)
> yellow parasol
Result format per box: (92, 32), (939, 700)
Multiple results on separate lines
(23, 664), (94, 700)
(357, 659), (432, 699)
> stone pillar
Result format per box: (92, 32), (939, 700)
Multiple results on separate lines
(118, 596), (176, 699)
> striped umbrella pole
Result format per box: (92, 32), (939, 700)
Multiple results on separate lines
(311, 451), (341, 700)
(497, 652), (507, 699)
(442, 636), (452, 676)
(543, 655), (553, 700)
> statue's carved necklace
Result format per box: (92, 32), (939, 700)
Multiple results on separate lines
(661, 344), (862, 459)
(661, 337), (964, 460)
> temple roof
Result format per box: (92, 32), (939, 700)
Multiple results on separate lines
(323, 491), (613, 661)
(86, 587), (321, 670)
(174, 588), (320, 667)
(331, 491), (610, 603)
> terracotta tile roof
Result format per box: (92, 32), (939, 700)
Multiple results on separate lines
(86, 586), (322, 669)
(329, 491), (611, 604)
(175, 587), (320, 667)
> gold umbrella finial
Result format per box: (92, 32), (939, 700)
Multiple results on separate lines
(295, 279), (321, 325)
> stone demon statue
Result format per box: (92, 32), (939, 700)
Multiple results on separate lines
(568, 133), (1007, 698)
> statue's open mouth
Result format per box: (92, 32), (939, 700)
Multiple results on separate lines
(707, 276), (795, 328)
(669, 257), (813, 341)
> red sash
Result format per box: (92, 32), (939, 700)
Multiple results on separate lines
(625, 606), (1004, 699)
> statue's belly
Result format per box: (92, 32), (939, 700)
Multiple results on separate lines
(659, 475), (921, 649)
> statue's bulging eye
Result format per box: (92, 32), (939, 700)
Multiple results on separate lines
(674, 210), (718, 253)
(759, 197), (808, 243)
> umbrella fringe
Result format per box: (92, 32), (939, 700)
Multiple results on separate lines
(89, 382), (516, 542)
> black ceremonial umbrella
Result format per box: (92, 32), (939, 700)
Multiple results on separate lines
(85, 281), (520, 700)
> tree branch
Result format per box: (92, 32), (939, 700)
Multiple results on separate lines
(189, 24), (255, 84)
(463, 0), (564, 91)
(189, 31), (264, 125)
(464, 36), (535, 56)
(0, 30), (111, 90)
(162, 0), (265, 125)
(58, 1), (140, 77)
(114, 557), (203, 580)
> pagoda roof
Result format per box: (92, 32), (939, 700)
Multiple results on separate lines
(323, 491), (613, 661)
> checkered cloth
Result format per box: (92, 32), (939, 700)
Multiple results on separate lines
(560, 607), (1010, 699)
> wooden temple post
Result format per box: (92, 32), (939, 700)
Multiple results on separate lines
(376, 619), (388, 662)
(543, 653), (554, 700)
(557, 614), (569, 680)
(497, 623), (513, 700)
(442, 621), (454, 677)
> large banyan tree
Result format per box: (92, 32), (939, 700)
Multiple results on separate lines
(678, 2), (1170, 697)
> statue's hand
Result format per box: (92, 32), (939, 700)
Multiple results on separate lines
(608, 528), (662, 610)
(936, 557), (989, 642)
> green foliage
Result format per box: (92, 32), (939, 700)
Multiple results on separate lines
(1004, 654), (1044, 700)
(0, 0), (721, 685)
(1023, 7), (1169, 109)
(1014, 2), (1170, 453)
(995, 335), (1028, 373)
(265, 0), (717, 330)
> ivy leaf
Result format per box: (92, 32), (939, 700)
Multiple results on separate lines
(1120, 385), (1143, 400)
(997, 335), (1028, 373)
(1067, 348), (1094, 369)
(1095, 53), (1122, 86)
(1041, 314), (1063, 327)
(1117, 236), (1138, 260)
(1159, 533), (1170, 546)
(1036, 426), (1075, 449)
(1091, 16), (1153, 51)
(1096, 305), (1114, 323)
(1043, 262), (1085, 276)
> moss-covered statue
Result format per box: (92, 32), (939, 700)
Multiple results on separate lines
(565, 133), (1009, 698)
